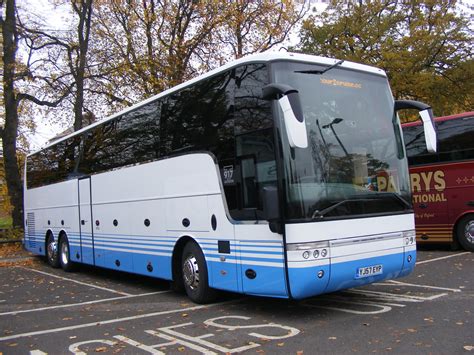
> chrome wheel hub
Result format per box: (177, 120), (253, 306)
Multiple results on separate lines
(48, 240), (57, 260)
(61, 241), (69, 265)
(465, 221), (474, 244)
(183, 255), (199, 290)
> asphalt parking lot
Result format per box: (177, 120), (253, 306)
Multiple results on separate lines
(0, 247), (472, 354)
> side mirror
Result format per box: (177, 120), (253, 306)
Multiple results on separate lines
(394, 100), (437, 153)
(262, 186), (282, 234)
(263, 83), (308, 149)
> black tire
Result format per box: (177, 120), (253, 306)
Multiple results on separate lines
(46, 234), (60, 268)
(59, 235), (76, 272)
(181, 241), (216, 304)
(456, 215), (474, 252)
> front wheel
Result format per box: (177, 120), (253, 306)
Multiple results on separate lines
(456, 215), (474, 252)
(46, 234), (60, 268)
(59, 235), (76, 272)
(181, 242), (216, 304)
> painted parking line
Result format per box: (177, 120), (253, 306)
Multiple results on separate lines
(62, 315), (300, 355)
(416, 252), (470, 265)
(0, 299), (242, 342)
(19, 267), (132, 296)
(0, 290), (171, 316)
(380, 279), (462, 293)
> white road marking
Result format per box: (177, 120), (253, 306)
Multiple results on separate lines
(69, 339), (117, 355)
(113, 335), (166, 354)
(348, 289), (430, 302)
(304, 298), (393, 314)
(416, 252), (470, 265)
(0, 299), (241, 342)
(0, 291), (170, 316)
(152, 321), (260, 353)
(144, 331), (219, 354)
(379, 279), (462, 293)
(19, 267), (132, 296)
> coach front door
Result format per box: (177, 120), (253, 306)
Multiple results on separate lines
(78, 177), (95, 265)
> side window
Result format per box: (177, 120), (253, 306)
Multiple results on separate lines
(223, 64), (275, 221)
(80, 121), (116, 174)
(438, 116), (474, 162)
(27, 151), (49, 189)
(159, 71), (234, 157)
(402, 125), (423, 159)
(115, 101), (161, 166)
(27, 136), (81, 189)
(79, 101), (161, 175)
(402, 116), (474, 166)
(402, 124), (437, 165)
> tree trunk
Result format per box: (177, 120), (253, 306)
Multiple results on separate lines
(1, 0), (24, 227)
(73, 0), (93, 132)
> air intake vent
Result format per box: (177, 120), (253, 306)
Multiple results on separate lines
(27, 212), (36, 248)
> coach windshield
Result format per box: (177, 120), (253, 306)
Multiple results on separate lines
(271, 61), (411, 221)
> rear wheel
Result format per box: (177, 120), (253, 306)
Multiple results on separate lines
(59, 235), (76, 272)
(456, 215), (474, 252)
(46, 234), (60, 268)
(181, 241), (216, 304)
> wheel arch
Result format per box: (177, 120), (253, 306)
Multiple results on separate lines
(58, 229), (68, 244)
(172, 235), (199, 283)
(44, 229), (54, 245)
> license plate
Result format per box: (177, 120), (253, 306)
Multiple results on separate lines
(356, 264), (383, 279)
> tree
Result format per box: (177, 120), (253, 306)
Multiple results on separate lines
(71, 0), (93, 131)
(91, 0), (225, 104)
(19, 0), (94, 131)
(211, 0), (306, 61)
(1, 0), (24, 228)
(91, 0), (305, 107)
(1, 0), (73, 227)
(297, 0), (473, 119)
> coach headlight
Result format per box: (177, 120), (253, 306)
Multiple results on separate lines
(287, 241), (330, 261)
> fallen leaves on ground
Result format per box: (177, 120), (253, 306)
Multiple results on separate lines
(0, 242), (39, 268)
(0, 243), (24, 258)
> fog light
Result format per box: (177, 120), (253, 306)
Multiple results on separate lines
(313, 249), (319, 258)
(321, 249), (328, 257)
(407, 255), (412, 262)
(317, 270), (324, 278)
(303, 251), (310, 259)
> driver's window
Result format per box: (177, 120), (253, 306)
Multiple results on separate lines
(220, 64), (276, 221)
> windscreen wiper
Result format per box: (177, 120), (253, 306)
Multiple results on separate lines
(371, 192), (412, 209)
(295, 60), (345, 75)
(311, 199), (353, 219)
(311, 192), (411, 219)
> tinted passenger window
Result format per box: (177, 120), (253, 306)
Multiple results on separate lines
(79, 102), (161, 175)
(403, 115), (474, 166)
(437, 116), (474, 161)
(27, 136), (81, 188)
